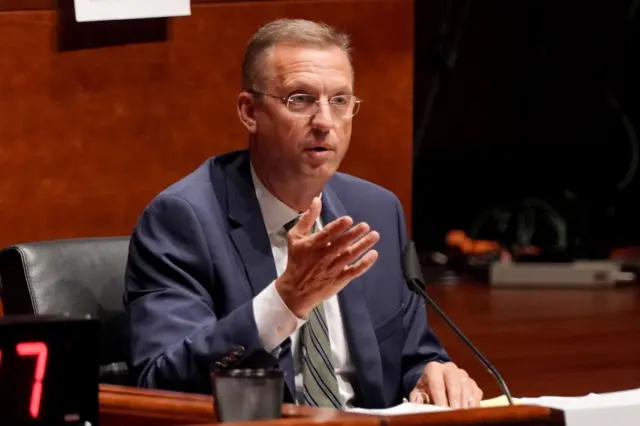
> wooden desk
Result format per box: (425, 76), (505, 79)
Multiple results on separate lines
(184, 407), (563, 426)
(99, 384), (362, 426)
(424, 280), (640, 398)
(100, 384), (563, 426)
(382, 406), (563, 426)
(100, 384), (215, 426)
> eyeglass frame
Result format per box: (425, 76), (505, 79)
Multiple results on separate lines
(247, 89), (362, 119)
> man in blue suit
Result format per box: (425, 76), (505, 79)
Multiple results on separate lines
(124, 18), (483, 409)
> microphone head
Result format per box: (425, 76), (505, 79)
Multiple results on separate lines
(403, 240), (426, 291)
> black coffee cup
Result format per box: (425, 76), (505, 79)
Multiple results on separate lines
(211, 368), (284, 422)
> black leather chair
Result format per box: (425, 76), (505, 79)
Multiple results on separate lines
(0, 236), (131, 385)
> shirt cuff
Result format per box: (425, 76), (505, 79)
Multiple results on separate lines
(252, 280), (306, 353)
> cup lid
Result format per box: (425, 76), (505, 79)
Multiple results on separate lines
(212, 368), (283, 379)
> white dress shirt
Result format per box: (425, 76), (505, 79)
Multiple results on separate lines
(249, 164), (356, 408)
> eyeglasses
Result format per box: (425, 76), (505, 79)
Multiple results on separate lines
(250, 90), (362, 118)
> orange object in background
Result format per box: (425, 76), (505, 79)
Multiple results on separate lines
(446, 230), (500, 255)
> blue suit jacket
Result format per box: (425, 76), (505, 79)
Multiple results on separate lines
(124, 150), (449, 408)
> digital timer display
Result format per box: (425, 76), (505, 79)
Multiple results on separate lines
(0, 315), (100, 426)
(0, 342), (48, 418)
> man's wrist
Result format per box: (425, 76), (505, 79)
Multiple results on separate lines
(253, 280), (306, 352)
(274, 275), (309, 319)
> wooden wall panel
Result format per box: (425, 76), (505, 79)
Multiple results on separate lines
(0, 0), (414, 248)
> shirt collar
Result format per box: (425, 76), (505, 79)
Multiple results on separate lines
(250, 162), (303, 235)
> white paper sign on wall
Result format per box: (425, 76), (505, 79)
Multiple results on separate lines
(74, 0), (191, 23)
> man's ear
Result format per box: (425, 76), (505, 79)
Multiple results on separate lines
(237, 92), (257, 134)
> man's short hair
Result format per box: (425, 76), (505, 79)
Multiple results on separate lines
(242, 18), (352, 91)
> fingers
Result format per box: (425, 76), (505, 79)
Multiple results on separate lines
(290, 198), (354, 248)
(310, 215), (354, 248)
(409, 387), (428, 404)
(472, 381), (483, 406)
(340, 250), (378, 281)
(425, 364), (448, 407)
(330, 228), (380, 269)
(451, 369), (481, 409)
(418, 363), (482, 410)
(444, 366), (462, 409)
(326, 222), (371, 255)
(292, 197), (323, 236)
(459, 373), (473, 409)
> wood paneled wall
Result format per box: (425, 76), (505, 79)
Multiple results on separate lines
(0, 0), (414, 248)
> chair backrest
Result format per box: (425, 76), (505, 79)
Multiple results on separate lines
(0, 236), (131, 383)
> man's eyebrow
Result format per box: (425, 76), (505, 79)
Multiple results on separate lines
(281, 81), (316, 92)
(333, 86), (354, 95)
(281, 82), (353, 95)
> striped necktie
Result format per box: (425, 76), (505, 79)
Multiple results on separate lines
(283, 217), (342, 409)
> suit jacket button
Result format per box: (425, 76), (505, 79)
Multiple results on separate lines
(213, 361), (224, 370)
(234, 346), (245, 356)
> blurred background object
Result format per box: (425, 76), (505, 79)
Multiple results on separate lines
(413, 0), (640, 270)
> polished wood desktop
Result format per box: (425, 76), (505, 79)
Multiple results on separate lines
(99, 383), (360, 426)
(99, 383), (563, 426)
(424, 279), (640, 399)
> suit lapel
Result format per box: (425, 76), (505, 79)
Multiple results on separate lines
(225, 151), (295, 398)
(322, 185), (385, 408)
(226, 152), (277, 297)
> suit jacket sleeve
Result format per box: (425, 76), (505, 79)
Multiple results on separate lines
(124, 194), (276, 393)
(395, 198), (452, 397)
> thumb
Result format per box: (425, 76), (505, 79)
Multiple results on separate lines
(294, 197), (321, 235)
(409, 388), (428, 404)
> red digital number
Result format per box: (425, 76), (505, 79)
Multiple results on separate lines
(16, 342), (48, 418)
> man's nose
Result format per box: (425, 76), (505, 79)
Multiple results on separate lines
(310, 102), (335, 131)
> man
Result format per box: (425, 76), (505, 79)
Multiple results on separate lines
(124, 18), (482, 409)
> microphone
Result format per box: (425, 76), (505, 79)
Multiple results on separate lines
(403, 240), (514, 405)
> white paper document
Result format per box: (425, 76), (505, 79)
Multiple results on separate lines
(74, 0), (191, 23)
(345, 402), (451, 415)
(521, 388), (640, 426)
(345, 388), (640, 423)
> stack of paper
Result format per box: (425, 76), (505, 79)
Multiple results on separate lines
(345, 395), (521, 415)
(345, 394), (525, 415)
(520, 388), (640, 426)
(346, 388), (640, 425)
